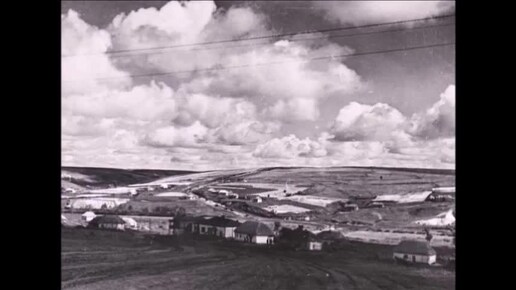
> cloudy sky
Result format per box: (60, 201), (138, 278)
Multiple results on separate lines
(61, 1), (455, 170)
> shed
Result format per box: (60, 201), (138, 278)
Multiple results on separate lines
(393, 240), (436, 265)
(235, 221), (274, 244)
(89, 215), (126, 231)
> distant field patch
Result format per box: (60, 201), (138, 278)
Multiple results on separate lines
(264, 204), (311, 214)
(154, 192), (188, 197)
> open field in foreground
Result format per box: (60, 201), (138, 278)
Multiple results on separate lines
(62, 228), (454, 290)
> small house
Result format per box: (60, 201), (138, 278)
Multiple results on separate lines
(252, 196), (263, 203)
(426, 192), (454, 202)
(342, 203), (359, 212)
(82, 211), (97, 222)
(88, 215), (126, 231)
(228, 193), (239, 199)
(307, 240), (323, 251)
(235, 221), (275, 244)
(122, 217), (138, 230)
(393, 240), (437, 265)
(197, 216), (240, 238)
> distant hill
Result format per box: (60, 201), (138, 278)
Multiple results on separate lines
(62, 166), (198, 187)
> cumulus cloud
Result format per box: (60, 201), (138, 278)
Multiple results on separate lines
(61, 10), (131, 95)
(330, 102), (410, 142)
(61, 2), (454, 170)
(106, 1), (362, 122)
(313, 1), (455, 26)
(253, 134), (329, 159)
(142, 121), (209, 148)
(409, 84), (455, 139)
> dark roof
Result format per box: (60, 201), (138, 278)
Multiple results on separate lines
(89, 215), (126, 225)
(199, 216), (240, 227)
(235, 221), (274, 236)
(394, 240), (436, 256)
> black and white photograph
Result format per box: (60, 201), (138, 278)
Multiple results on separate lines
(61, 1), (456, 289)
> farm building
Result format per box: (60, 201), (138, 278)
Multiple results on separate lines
(426, 192), (454, 202)
(415, 209), (455, 227)
(121, 217), (138, 230)
(81, 211), (96, 222)
(172, 216), (207, 234)
(252, 196), (263, 203)
(235, 221), (275, 244)
(431, 187), (455, 194)
(307, 239), (323, 251)
(197, 216), (240, 238)
(341, 203), (359, 212)
(393, 240), (437, 265)
(88, 215), (126, 231)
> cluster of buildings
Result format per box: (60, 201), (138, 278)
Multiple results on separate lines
(173, 215), (276, 244)
(63, 210), (443, 265)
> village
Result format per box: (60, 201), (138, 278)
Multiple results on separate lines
(61, 167), (456, 268)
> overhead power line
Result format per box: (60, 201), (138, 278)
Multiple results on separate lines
(62, 14), (455, 58)
(103, 22), (454, 59)
(62, 42), (455, 83)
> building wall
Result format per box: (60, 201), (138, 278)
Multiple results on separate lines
(393, 253), (436, 264)
(253, 235), (274, 244)
(199, 224), (213, 235)
(98, 223), (125, 231)
(309, 242), (322, 251)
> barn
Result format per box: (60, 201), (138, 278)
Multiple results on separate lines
(88, 215), (126, 231)
(197, 216), (240, 238)
(393, 240), (437, 265)
(235, 221), (275, 244)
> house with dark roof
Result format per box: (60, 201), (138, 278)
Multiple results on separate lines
(235, 221), (275, 244)
(172, 215), (207, 235)
(88, 215), (126, 231)
(393, 240), (437, 265)
(197, 216), (240, 238)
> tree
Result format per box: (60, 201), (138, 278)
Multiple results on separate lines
(424, 228), (433, 242)
(174, 207), (186, 218)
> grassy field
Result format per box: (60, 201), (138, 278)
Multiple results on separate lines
(62, 228), (454, 290)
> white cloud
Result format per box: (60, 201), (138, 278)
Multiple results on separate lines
(253, 134), (329, 159)
(409, 84), (455, 139)
(330, 102), (410, 142)
(313, 1), (455, 26)
(61, 10), (131, 95)
(142, 121), (209, 148)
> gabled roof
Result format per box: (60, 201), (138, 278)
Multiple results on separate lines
(199, 216), (240, 227)
(394, 240), (436, 256)
(235, 221), (274, 236)
(89, 215), (126, 225)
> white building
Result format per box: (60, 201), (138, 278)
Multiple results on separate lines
(252, 196), (263, 203)
(235, 221), (275, 244)
(82, 211), (97, 222)
(122, 217), (138, 230)
(393, 240), (437, 265)
(308, 241), (323, 251)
